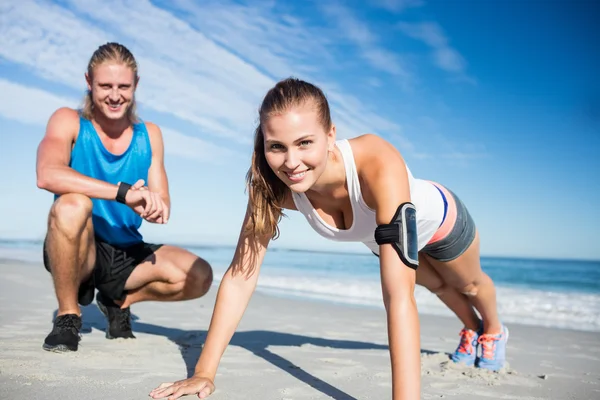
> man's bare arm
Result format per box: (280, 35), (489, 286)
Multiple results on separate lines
(143, 122), (171, 223)
(145, 122), (170, 206)
(36, 107), (121, 200)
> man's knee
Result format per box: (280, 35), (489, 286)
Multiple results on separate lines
(164, 257), (213, 298)
(187, 258), (213, 297)
(49, 194), (93, 237)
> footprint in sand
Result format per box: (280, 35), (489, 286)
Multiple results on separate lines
(426, 382), (460, 398)
(279, 386), (319, 399)
(317, 358), (359, 366)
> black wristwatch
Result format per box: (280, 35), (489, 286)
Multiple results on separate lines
(116, 182), (132, 204)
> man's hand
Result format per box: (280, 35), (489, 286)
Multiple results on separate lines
(123, 179), (170, 224)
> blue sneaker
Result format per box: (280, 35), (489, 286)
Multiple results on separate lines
(451, 327), (480, 366)
(477, 325), (509, 371)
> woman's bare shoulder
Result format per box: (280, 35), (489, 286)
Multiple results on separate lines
(348, 133), (405, 174)
(347, 134), (409, 208)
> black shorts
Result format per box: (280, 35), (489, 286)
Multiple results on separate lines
(43, 237), (163, 301)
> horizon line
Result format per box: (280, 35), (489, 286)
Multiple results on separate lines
(1, 237), (598, 263)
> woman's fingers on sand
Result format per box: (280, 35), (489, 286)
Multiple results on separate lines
(198, 387), (213, 398)
(165, 384), (202, 400)
(149, 379), (214, 400)
(199, 381), (215, 398)
(149, 382), (174, 398)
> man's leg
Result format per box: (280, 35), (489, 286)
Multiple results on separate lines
(94, 244), (213, 339)
(43, 194), (96, 352)
(122, 245), (213, 307)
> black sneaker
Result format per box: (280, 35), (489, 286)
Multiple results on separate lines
(78, 278), (95, 306)
(96, 292), (136, 339)
(42, 313), (82, 352)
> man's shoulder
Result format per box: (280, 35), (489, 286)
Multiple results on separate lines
(140, 120), (158, 131)
(139, 120), (164, 152)
(50, 107), (81, 124)
(140, 120), (163, 136)
(46, 107), (82, 138)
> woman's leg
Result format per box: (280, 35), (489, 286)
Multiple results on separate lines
(425, 230), (508, 371)
(424, 230), (501, 335)
(417, 253), (483, 366)
(421, 182), (507, 370)
(416, 253), (481, 332)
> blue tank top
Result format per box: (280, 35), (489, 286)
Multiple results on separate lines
(68, 116), (152, 247)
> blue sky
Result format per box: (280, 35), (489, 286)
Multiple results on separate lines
(0, 0), (598, 260)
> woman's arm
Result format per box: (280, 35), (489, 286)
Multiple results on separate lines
(194, 203), (271, 378)
(379, 241), (420, 400)
(354, 134), (421, 400)
(150, 201), (271, 399)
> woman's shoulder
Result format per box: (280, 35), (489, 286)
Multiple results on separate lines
(347, 133), (406, 171)
(347, 134), (410, 207)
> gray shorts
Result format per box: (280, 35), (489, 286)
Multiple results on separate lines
(421, 186), (477, 262)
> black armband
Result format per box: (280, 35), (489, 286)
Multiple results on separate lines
(374, 202), (419, 270)
(116, 182), (131, 204)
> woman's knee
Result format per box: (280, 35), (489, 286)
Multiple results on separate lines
(425, 280), (449, 296)
(458, 282), (479, 297)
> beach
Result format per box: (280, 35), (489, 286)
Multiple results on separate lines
(1, 256), (599, 400)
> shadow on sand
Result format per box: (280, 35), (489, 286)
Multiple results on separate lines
(55, 304), (448, 400)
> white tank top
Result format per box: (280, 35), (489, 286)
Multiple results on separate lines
(291, 139), (445, 255)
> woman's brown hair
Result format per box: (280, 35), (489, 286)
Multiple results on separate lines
(245, 77), (332, 240)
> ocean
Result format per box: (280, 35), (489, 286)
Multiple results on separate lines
(1, 239), (599, 333)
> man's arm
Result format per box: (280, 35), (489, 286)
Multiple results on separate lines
(145, 122), (171, 221)
(36, 107), (121, 200)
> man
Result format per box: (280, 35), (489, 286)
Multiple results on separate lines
(36, 42), (213, 352)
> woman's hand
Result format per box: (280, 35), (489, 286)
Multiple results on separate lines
(149, 375), (215, 399)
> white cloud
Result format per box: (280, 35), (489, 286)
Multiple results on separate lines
(133, 0), (407, 139)
(162, 0), (335, 79)
(0, 0), (408, 149)
(433, 47), (467, 73)
(0, 79), (78, 126)
(397, 21), (470, 75)
(319, 3), (412, 83)
(0, 0), (269, 144)
(433, 133), (489, 166)
(366, 77), (383, 88)
(160, 128), (245, 164)
(0, 78), (236, 163)
(370, 0), (424, 13)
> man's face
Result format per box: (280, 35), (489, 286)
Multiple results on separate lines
(87, 62), (137, 121)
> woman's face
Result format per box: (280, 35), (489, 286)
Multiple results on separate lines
(262, 105), (334, 193)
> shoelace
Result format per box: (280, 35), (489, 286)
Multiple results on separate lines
(456, 328), (478, 354)
(55, 315), (81, 333)
(478, 333), (501, 360)
(117, 308), (132, 331)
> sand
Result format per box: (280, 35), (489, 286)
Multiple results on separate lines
(0, 257), (598, 399)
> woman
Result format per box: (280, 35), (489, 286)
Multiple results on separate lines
(150, 78), (508, 400)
